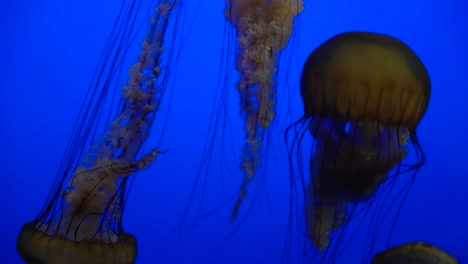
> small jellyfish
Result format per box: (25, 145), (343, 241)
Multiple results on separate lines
(224, 0), (304, 221)
(372, 242), (459, 264)
(286, 32), (430, 256)
(16, 1), (179, 263)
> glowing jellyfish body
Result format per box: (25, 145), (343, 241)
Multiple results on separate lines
(224, 0), (304, 221)
(288, 32), (430, 255)
(372, 242), (459, 264)
(16, 2), (177, 263)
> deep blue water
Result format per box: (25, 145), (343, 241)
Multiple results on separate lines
(1, 0), (467, 263)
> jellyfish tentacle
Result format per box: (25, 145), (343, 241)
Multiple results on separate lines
(97, 2), (173, 165)
(306, 118), (411, 250)
(60, 2), (174, 241)
(225, 0), (304, 221)
(17, 2), (178, 263)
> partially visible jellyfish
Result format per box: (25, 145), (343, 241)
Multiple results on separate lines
(286, 32), (430, 260)
(17, 1), (180, 263)
(372, 242), (459, 264)
(224, 0), (304, 221)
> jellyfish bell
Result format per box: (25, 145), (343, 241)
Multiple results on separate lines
(372, 242), (459, 264)
(301, 32), (430, 128)
(286, 31), (430, 260)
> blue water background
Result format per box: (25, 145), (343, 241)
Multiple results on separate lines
(1, 0), (467, 263)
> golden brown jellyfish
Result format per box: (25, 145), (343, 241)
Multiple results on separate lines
(224, 0), (304, 221)
(16, 1), (179, 263)
(372, 242), (459, 264)
(286, 31), (430, 256)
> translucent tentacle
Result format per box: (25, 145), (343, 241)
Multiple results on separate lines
(225, 0), (304, 221)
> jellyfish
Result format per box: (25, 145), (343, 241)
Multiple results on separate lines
(16, 1), (179, 263)
(224, 0), (304, 221)
(286, 31), (430, 258)
(372, 242), (459, 264)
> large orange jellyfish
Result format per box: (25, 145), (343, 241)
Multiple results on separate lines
(285, 31), (430, 261)
(224, 0), (304, 221)
(372, 242), (459, 264)
(16, 1), (179, 263)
